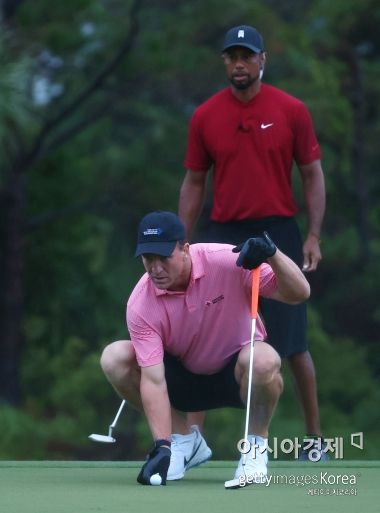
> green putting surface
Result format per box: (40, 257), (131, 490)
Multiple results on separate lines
(0, 461), (378, 513)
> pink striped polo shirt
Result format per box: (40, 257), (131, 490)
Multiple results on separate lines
(127, 243), (277, 374)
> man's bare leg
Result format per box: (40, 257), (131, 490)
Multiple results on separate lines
(288, 351), (322, 436)
(235, 341), (283, 437)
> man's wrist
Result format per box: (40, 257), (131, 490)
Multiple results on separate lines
(308, 232), (321, 243)
(154, 439), (171, 449)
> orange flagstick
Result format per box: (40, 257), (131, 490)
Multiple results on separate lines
(225, 266), (261, 489)
(251, 266), (260, 319)
(243, 266), (261, 467)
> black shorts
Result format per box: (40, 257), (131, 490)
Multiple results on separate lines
(164, 352), (245, 412)
(206, 216), (307, 358)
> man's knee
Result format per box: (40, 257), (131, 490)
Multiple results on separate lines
(237, 342), (282, 386)
(100, 340), (136, 378)
(254, 344), (281, 384)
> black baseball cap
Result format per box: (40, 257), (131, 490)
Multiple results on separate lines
(135, 211), (186, 257)
(222, 25), (264, 54)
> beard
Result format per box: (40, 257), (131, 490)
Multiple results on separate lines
(230, 72), (260, 90)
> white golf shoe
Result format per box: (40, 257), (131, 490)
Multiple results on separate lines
(167, 425), (212, 480)
(233, 436), (268, 485)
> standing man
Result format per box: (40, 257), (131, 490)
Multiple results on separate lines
(178, 25), (326, 460)
(100, 211), (311, 485)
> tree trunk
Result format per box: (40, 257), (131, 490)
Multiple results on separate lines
(0, 165), (27, 404)
(349, 51), (370, 262)
(0, 0), (25, 21)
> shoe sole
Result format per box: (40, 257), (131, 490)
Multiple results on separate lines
(225, 476), (266, 489)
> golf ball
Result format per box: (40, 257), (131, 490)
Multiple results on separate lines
(150, 473), (162, 486)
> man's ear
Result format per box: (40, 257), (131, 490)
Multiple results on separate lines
(183, 242), (190, 258)
(260, 52), (267, 68)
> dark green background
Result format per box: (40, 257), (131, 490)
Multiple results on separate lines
(0, 0), (379, 461)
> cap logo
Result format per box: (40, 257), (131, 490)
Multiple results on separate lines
(143, 228), (163, 236)
(238, 29), (245, 38)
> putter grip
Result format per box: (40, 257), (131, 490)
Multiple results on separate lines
(251, 267), (260, 319)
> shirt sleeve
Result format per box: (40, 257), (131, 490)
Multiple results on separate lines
(127, 307), (164, 368)
(292, 102), (321, 166)
(184, 109), (213, 171)
(242, 263), (277, 298)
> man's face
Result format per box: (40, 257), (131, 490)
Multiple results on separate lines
(142, 243), (191, 291)
(222, 47), (265, 90)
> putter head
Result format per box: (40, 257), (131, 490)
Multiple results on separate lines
(88, 433), (116, 443)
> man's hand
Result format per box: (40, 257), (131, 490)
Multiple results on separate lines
(137, 439), (171, 485)
(233, 232), (277, 269)
(302, 233), (322, 272)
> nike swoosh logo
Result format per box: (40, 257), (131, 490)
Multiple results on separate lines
(261, 123), (274, 129)
(184, 439), (203, 468)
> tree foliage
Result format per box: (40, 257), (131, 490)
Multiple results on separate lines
(0, 0), (379, 460)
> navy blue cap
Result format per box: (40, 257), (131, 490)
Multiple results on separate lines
(222, 25), (264, 54)
(135, 211), (186, 257)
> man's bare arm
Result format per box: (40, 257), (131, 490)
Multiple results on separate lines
(140, 363), (172, 440)
(178, 169), (207, 240)
(299, 160), (326, 271)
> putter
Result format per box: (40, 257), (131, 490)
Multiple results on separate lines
(89, 399), (126, 443)
(225, 267), (260, 489)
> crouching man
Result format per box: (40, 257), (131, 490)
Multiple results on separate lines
(100, 211), (310, 485)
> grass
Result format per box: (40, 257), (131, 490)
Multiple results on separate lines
(0, 460), (378, 513)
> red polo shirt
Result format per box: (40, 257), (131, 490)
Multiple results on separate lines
(184, 84), (321, 222)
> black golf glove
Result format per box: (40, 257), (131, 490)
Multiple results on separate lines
(232, 232), (277, 269)
(137, 439), (171, 485)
